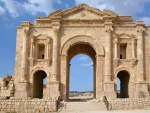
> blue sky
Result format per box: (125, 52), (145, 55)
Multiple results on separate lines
(1, 0), (150, 91)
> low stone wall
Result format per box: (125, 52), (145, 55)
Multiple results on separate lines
(0, 99), (58, 113)
(108, 98), (150, 110)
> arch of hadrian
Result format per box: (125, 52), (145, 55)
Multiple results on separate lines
(0, 4), (150, 102)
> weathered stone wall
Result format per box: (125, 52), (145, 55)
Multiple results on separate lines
(109, 98), (150, 110)
(0, 99), (58, 113)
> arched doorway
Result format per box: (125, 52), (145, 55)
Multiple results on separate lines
(67, 44), (96, 101)
(69, 54), (94, 101)
(117, 71), (130, 98)
(33, 70), (47, 98)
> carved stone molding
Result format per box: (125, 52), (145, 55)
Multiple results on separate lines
(114, 33), (136, 39)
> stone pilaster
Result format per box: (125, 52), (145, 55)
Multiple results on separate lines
(135, 21), (150, 98)
(103, 20), (116, 99)
(95, 55), (103, 100)
(45, 38), (50, 66)
(15, 22), (31, 98)
(60, 55), (67, 101)
(21, 29), (30, 82)
(104, 27), (112, 82)
(114, 38), (118, 59)
(49, 21), (61, 100)
(137, 28), (145, 82)
(131, 38), (136, 59)
(52, 26), (60, 81)
(29, 36), (34, 67)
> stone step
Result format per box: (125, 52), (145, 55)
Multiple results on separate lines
(58, 101), (107, 112)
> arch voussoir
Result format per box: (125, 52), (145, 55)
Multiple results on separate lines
(60, 35), (104, 56)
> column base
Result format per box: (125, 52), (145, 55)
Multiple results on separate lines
(103, 81), (116, 100)
(14, 81), (28, 98)
(135, 81), (150, 98)
(48, 81), (60, 100)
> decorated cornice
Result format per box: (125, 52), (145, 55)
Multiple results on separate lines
(34, 4), (134, 26)
(31, 34), (51, 40)
(116, 16), (132, 23)
(114, 33), (136, 39)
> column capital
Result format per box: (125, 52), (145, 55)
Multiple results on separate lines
(131, 37), (136, 43)
(105, 28), (113, 34)
(53, 27), (60, 36)
(137, 28), (145, 35)
(113, 37), (118, 43)
(24, 29), (30, 37)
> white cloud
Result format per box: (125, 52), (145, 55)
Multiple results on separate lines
(0, 0), (20, 18)
(22, 0), (55, 15)
(75, 0), (150, 18)
(55, 0), (62, 4)
(139, 17), (150, 25)
(0, 0), (61, 18)
(0, 6), (5, 15)
(81, 62), (93, 66)
(78, 56), (88, 62)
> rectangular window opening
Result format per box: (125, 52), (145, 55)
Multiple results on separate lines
(37, 44), (45, 59)
(120, 43), (127, 59)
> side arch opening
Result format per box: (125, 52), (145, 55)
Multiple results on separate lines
(33, 70), (47, 98)
(117, 71), (130, 98)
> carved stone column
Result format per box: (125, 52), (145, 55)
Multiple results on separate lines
(137, 28), (145, 82)
(113, 38), (119, 68)
(103, 21), (116, 99)
(104, 28), (112, 82)
(35, 43), (38, 59)
(29, 36), (34, 67)
(135, 21), (150, 98)
(131, 38), (136, 59)
(49, 25), (61, 100)
(44, 43), (47, 59)
(52, 27), (60, 81)
(45, 38), (50, 65)
(114, 38), (118, 59)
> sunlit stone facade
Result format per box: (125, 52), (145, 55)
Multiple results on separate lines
(1, 4), (150, 101)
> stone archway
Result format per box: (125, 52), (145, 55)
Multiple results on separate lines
(117, 71), (130, 98)
(30, 67), (51, 98)
(33, 70), (47, 98)
(115, 67), (135, 98)
(60, 35), (104, 101)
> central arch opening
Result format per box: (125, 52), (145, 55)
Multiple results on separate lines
(69, 54), (94, 101)
(33, 70), (47, 98)
(67, 44), (96, 101)
(117, 71), (130, 98)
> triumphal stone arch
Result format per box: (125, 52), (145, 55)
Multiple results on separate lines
(0, 4), (150, 111)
